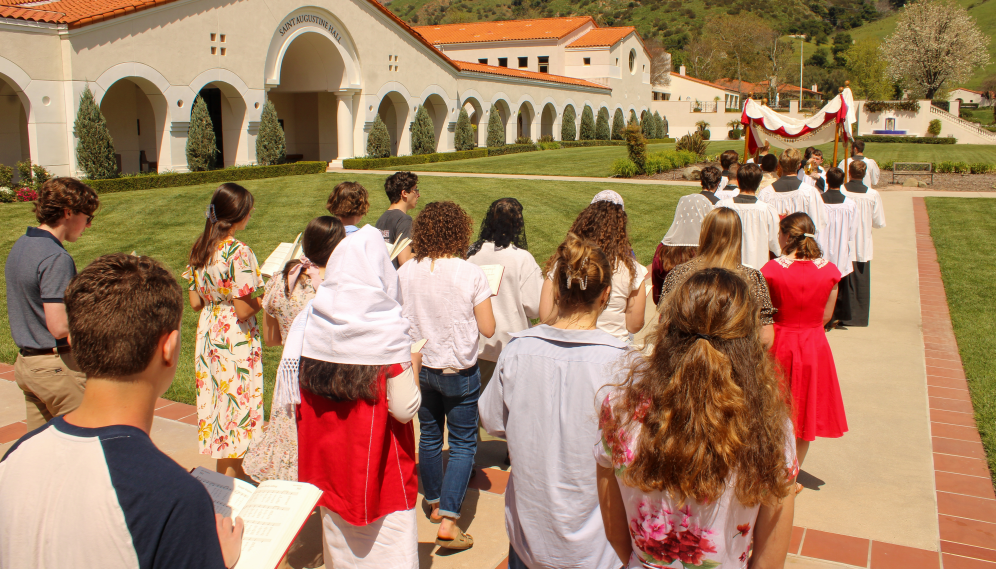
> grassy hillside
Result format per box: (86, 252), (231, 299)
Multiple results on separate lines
(848, 0), (996, 90)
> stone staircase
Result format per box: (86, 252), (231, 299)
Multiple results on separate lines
(928, 105), (996, 144)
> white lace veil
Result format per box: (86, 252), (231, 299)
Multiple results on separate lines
(660, 194), (714, 247)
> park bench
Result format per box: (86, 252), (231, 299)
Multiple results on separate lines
(892, 162), (933, 185)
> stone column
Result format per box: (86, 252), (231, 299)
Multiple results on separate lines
(335, 88), (359, 162)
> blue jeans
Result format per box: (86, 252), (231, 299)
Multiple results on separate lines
(418, 364), (480, 519)
(508, 544), (528, 569)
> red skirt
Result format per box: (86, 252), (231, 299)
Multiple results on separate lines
(771, 325), (848, 441)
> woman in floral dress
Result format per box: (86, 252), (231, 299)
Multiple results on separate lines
(596, 269), (797, 569)
(184, 183), (263, 479)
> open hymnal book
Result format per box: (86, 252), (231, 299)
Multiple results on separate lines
(478, 264), (504, 296)
(260, 233), (303, 278)
(386, 236), (412, 261)
(191, 467), (323, 569)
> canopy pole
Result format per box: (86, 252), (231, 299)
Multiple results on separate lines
(832, 121), (840, 167)
(742, 129), (749, 164)
(843, 130), (850, 183)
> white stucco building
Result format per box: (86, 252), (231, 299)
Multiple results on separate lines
(0, 1), (655, 176)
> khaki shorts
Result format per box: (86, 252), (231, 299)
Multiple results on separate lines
(14, 351), (87, 432)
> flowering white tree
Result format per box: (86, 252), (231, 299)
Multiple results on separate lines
(880, 0), (990, 100)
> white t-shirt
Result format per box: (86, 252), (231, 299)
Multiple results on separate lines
(397, 257), (492, 370)
(469, 243), (543, 362)
(596, 261), (648, 341)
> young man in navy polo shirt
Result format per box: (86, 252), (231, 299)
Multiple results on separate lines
(4, 177), (99, 431)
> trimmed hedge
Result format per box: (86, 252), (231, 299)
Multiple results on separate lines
(344, 149), (486, 169)
(86, 162), (329, 194)
(612, 149), (699, 178)
(486, 144), (538, 157)
(879, 160), (994, 174)
(560, 138), (674, 148)
(855, 135), (956, 144)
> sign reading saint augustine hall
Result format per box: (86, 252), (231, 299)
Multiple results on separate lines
(278, 14), (342, 42)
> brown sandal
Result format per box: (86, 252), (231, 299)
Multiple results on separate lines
(435, 527), (474, 550)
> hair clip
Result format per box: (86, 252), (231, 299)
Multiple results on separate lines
(565, 269), (572, 289)
(695, 333), (712, 341)
(205, 204), (217, 223)
(803, 232), (815, 239)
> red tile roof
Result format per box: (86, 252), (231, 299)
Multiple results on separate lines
(716, 78), (822, 96)
(670, 72), (737, 93)
(414, 17), (593, 44)
(566, 26), (634, 48)
(453, 60), (610, 90)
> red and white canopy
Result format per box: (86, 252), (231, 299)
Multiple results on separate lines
(741, 88), (855, 154)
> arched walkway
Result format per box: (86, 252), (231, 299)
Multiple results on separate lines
(462, 97), (484, 147)
(376, 91), (409, 156)
(268, 32), (347, 162)
(0, 75), (29, 174)
(422, 93), (448, 153)
(540, 103), (557, 140)
(99, 78), (168, 174)
(516, 101), (535, 142)
(196, 82), (248, 167)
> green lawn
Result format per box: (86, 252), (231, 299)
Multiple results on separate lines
(0, 173), (695, 415)
(403, 140), (996, 178)
(961, 108), (996, 126)
(925, 197), (996, 474)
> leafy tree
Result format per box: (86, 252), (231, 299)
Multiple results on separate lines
(487, 105), (506, 147)
(595, 107), (611, 140)
(709, 14), (771, 96)
(881, 0), (990, 99)
(410, 105), (436, 155)
(808, 47), (830, 69)
(611, 108), (626, 140)
(844, 40), (893, 100)
(256, 100), (285, 166)
(454, 108), (475, 151)
(561, 105), (577, 141)
(186, 96), (218, 172)
(366, 115), (392, 158)
(579, 105), (595, 140)
(624, 123), (647, 174)
(73, 84), (118, 179)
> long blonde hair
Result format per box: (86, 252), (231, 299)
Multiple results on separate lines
(696, 208), (742, 270)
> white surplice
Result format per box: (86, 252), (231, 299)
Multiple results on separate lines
(816, 199), (858, 277)
(717, 197), (781, 270)
(714, 185), (740, 201)
(838, 157), (881, 187)
(841, 188), (886, 262)
(757, 181), (829, 231)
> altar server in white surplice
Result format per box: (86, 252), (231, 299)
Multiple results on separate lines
(836, 160), (886, 327)
(837, 140), (881, 188)
(757, 148), (828, 232)
(816, 167), (857, 279)
(718, 162), (780, 270)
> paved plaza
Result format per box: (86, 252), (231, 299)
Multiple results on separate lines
(1, 187), (994, 569)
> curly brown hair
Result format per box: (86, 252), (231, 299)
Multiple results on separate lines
(326, 181), (370, 218)
(600, 268), (793, 507)
(547, 201), (637, 281)
(34, 177), (100, 226)
(411, 201), (473, 261)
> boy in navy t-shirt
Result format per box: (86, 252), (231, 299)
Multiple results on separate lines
(0, 253), (243, 569)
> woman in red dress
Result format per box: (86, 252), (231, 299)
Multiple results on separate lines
(761, 212), (847, 489)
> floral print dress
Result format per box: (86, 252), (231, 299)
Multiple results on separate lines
(594, 396), (798, 569)
(183, 237), (264, 458)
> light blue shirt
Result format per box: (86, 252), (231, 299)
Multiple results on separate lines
(479, 325), (630, 569)
(345, 225), (359, 235)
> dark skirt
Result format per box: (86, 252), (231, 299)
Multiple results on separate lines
(834, 261), (871, 326)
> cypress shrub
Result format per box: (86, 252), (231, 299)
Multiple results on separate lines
(628, 109), (639, 127)
(366, 115), (392, 158)
(595, 107), (611, 140)
(74, 85), (118, 180)
(411, 105), (436, 155)
(561, 105), (577, 141)
(186, 96), (218, 172)
(256, 100), (286, 166)
(455, 108), (475, 151)
(579, 106), (595, 140)
(653, 111), (665, 139)
(624, 123), (647, 174)
(487, 105), (506, 147)
(641, 111), (654, 139)
(612, 108), (625, 140)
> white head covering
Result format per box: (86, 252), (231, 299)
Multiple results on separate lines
(591, 190), (625, 210)
(661, 194), (714, 247)
(273, 225), (411, 409)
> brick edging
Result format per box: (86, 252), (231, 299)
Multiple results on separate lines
(913, 197), (996, 568)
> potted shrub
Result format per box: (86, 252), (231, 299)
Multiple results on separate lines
(695, 120), (711, 140)
(726, 119), (742, 140)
